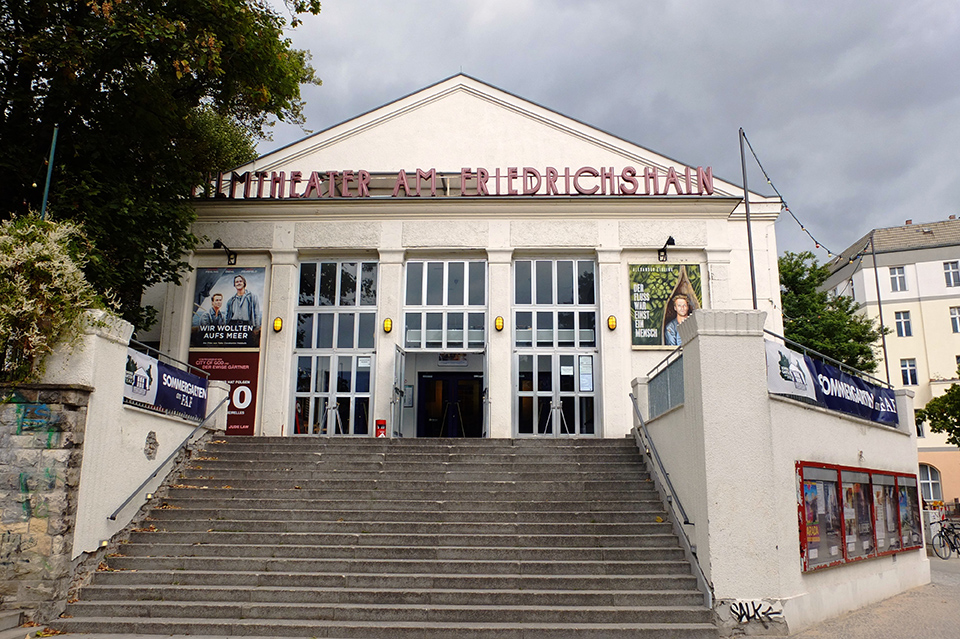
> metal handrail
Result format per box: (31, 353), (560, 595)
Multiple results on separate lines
(629, 391), (713, 608)
(109, 396), (229, 521)
(763, 329), (891, 388)
(647, 344), (683, 379)
(128, 338), (210, 379)
(629, 392), (689, 525)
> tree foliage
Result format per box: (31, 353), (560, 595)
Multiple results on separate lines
(916, 370), (960, 448)
(779, 251), (887, 373)
(0, 0), (320, 328)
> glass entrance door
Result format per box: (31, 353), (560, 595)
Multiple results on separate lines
(517, 353), (595, 436)
(417, 372), (485, 437)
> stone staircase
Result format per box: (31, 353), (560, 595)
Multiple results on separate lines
(58, 436), (717, 638)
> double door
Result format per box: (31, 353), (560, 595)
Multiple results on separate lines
(517, 352), (596, 436)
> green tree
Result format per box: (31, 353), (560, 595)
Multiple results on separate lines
(779, 251), (887, 373)
(0, 0), (320, 328)
(916, 370), (960, 447)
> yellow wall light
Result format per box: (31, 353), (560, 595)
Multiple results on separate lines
(607, 315), (617, 330)
(383, 318), (393, 333)
(273, 317), (283, 333)
(495, 316), (504, 331)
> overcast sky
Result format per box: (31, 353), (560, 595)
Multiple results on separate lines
(262, 1), (960, 258)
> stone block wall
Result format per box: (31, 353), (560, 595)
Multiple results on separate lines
(0, 384), (90, 620)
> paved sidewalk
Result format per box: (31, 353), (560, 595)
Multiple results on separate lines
(790, 554), (960, 638)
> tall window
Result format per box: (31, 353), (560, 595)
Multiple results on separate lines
(900, 359), (918, 386)
(951, 307), (960, 333)
(889, 266), (907, 292)
(404, 260), (486, 350)
(894, 311), (912, 337)
(919, 464), (943, 502)
(514, 259), (598, 437)
(945, 261), (960, 287)
(293, 260), (378, 436)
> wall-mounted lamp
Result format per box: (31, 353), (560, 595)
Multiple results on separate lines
(100, 540), (109, 548)
(658, 236), (676, 263)
(273, 317), (283, 333)
(145, 493), (154, 500)
(495, 316), (504, 331)
(607, 315), (617, 330)
(383, 318), (393, 333)
(212, 239), (237, 265)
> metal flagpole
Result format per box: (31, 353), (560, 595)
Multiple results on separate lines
(40, 125), (59, 220)
(739, 128), (759, 310)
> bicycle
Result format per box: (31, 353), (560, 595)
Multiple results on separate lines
(931, 518), (960, 559)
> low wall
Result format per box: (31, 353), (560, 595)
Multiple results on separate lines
(0, 385), (90, 620)
(0, 311), (228, 620)
(634, 309), (929, 636)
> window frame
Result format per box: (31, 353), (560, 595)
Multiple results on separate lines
(889, 266), (907, 292)
(894, 311), (912, 338)
(900, 358), (918, 386)
(944, 261), (960, 288)
(919, 464), (943, 502)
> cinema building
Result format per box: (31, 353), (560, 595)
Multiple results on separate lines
(122, 76), (928, 632)
(144, 74), (783, 439)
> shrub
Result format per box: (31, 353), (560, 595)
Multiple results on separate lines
(0, 216), (105, 382)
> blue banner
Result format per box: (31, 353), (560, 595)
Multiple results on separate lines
(807, 358), (898, 426)
(154, 361), (208, 421)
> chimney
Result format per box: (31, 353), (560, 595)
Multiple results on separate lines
(950, 215), (956, 220)
(905, 219), (912, 225)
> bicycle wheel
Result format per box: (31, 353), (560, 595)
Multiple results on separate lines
(932, 531), (952, 559)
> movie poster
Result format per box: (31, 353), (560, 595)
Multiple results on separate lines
(189, 267), (265, 435)
(628, 264), (703, 347)
(191, 267), (266, 348)
(188, 351), (260, 436)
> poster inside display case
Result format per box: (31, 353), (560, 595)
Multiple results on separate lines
(799, 462), (922, 572)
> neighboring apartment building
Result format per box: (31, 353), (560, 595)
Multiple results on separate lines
(824, 217), (960, 510)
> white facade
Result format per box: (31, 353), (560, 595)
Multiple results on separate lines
(148, 75), (783, 440)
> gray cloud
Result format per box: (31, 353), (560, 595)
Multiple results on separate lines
(264, 0), (960, 257)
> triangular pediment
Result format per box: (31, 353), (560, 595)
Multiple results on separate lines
(242, 75), (749, 199)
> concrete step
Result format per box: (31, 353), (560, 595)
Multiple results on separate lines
(161, 490), (660, 507)
(148, 495), (664, 522)
(144, 518), (674, 535)
(127, 530), (682, 548)
(65, 600), (713, 623)
(90, 569), (701, 591)
(116, 542), (686, 562)
(55, 616), (719, 638)
(103, 555), (694, 575)
(167, 477), (652, 491)
(198, 450), (643, 461)
(79, 584), (706, 606)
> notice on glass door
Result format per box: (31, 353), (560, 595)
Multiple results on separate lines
(579, 355), (593, 392)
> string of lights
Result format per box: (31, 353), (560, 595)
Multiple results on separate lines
(741, 131), (871, 266)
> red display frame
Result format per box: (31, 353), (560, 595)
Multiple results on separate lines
(797, 461), (922, 572)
